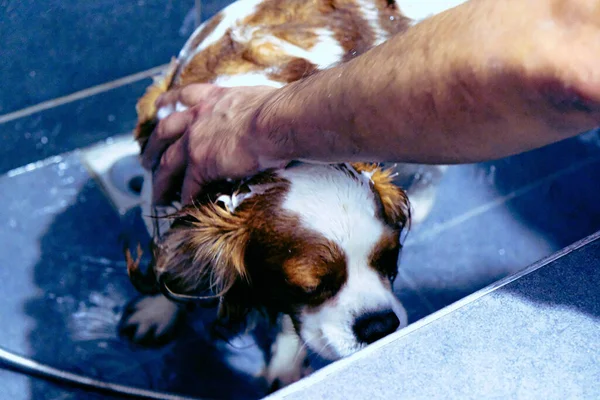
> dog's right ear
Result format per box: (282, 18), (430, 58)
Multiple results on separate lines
(153, 201), (251, 305)
(351, 163), (411, 229)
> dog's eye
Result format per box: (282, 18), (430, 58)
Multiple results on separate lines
(387, 269), (398, 283)
(372, 245), (401, 283)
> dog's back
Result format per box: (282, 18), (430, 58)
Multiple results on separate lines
(134, 0), (412, 148)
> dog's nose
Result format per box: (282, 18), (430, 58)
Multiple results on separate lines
(353, 310), (400, 344)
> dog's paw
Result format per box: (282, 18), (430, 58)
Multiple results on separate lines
(266, 357), (312, 394)
(118, 294), (183, 346)
(405, 165), (447, 225)
(263, 316), (311, 393)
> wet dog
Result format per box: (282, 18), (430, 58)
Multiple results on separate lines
(120, 0), (449, 390)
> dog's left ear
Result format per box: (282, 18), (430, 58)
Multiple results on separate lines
(152, 200), (253, 324)
(352, 163), (411, 229)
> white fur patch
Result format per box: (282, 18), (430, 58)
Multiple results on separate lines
(306, 29), (346, 69)
(216, 192), (252, 212)
(398, 0), (467, 23)
(213, 73), (285, 88)
(180, 0), (264, 65)
(246, 29), (344, 70)
(122, 295), (180, 342)
(264, 315), (309, 387)
(156, 104), (174, 120)
(279, 164), (380, 247)
(156, 102), (188, 121)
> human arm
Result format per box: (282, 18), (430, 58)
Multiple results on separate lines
(145, 0), (600, 204)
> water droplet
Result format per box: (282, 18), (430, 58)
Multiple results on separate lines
(390, 16), (395, 20)
(498, 248), (506, 256)
(40, 136), (48, 144)
(29, 71), (36, 78)
(107, 114), (116, 122)
(58, 162), (67, 170)
(8, 219), (17, 228)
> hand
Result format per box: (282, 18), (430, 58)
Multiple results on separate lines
(141, 84), (288, 205)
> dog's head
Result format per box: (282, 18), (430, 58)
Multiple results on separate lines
(135, 162), (410, 360)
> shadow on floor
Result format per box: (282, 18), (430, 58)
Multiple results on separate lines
(477, 132), (600, 249)
(501, 235), (600, 322)
(23, 180), (268, 399)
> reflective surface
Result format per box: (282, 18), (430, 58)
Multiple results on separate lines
(1, 131), (599, 399)
(1, 0), (600, 398)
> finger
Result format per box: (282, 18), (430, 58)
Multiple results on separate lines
(151, 137), (187, 205)
(180, 166), (205, 205)
(141, 110), (194, 170)
(155, 83), (224, 109)
(155, 89), (183, 110)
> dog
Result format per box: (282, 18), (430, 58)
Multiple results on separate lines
(119, 0), (448, 390)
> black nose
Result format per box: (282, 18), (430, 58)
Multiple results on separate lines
(353, 310), (400, 344)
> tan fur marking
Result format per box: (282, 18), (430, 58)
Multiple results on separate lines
(155, 202), (250, 296)
(268, 58), (318, 83)
(282, 239), (347, 307)
(351, 163), (410, 228)
(376, 0), (411, 36)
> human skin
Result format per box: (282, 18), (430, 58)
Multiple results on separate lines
(144, 0), (600, 205)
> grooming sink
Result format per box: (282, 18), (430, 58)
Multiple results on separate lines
(1, 126), (600, 399)
(2, 0), (600, 396)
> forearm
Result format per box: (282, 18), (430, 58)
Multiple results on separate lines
(254, 0), (600, 164)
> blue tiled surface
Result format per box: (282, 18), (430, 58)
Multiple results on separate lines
(0, 154), (268, 399)
(396, 133), (600, 321)
(0, 80), (150, 175)
(0, 0), (197, 114)
(1, 2), (600, 396)
(272, 233), (600, 400)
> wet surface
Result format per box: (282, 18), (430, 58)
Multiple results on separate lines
(0, 130), (598, 399)
(0, 154), (270, 399)
(2, 1), (600, 397)
(0, 0), (196, 114)
(0, 79), (150, 175)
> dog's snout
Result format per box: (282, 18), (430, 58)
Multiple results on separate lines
(353, 310), (400, 344)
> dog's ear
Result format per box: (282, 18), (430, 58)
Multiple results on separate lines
(351, 163), (411, 229)
(153, 201), (252, 319)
